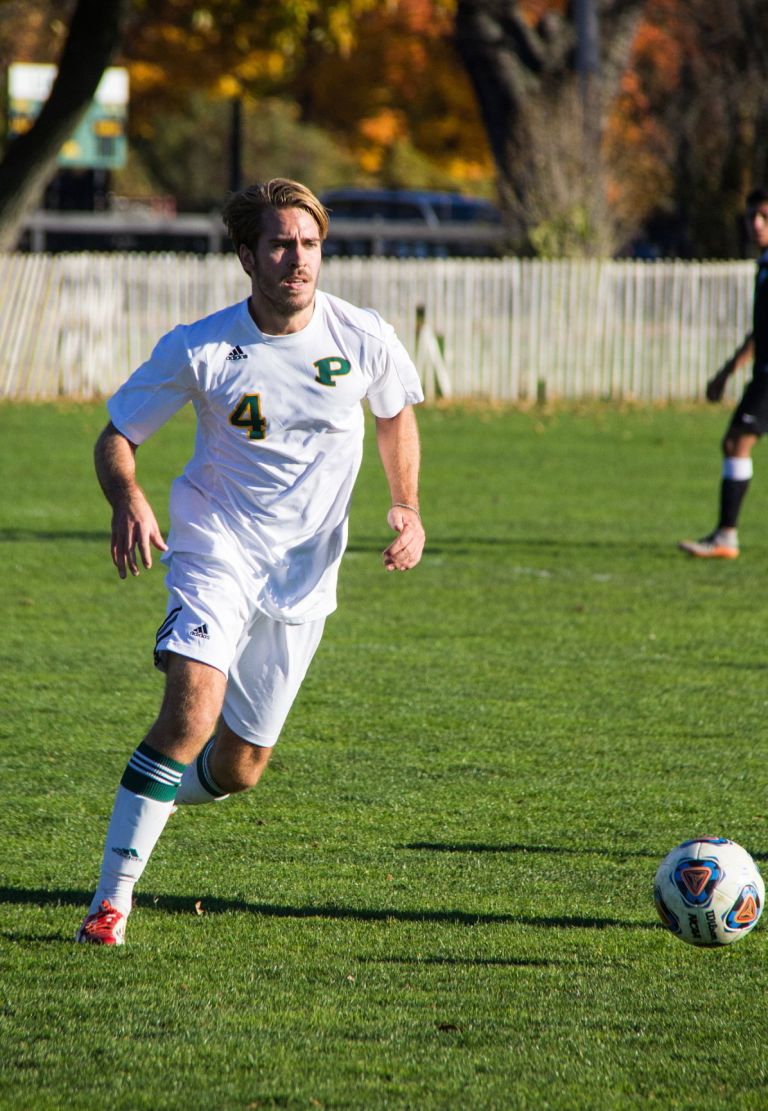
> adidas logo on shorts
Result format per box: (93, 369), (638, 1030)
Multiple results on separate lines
(190, 623), (210, 640)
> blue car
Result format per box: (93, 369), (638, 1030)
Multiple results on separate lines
(319, 188), (503, 258)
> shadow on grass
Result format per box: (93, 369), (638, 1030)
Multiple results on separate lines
(405, 841), (768, 864)
(346, 535), (674, 558)
(359, 955), (558, 969)
(0, 885), (656, 934)
(405, 841), (660, 859)
(1, 529), (694, 564)
(0, 530), (577, 556)
(0, 528), (105, 543)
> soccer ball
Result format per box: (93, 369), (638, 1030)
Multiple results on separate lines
(654, 837), (764, 947)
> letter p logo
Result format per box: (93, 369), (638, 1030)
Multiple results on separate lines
(313, 356), (351, 387)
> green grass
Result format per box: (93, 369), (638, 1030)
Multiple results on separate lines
(2, 400), (768, 1109)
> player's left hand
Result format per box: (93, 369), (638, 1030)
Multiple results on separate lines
(382, 505), (425, 571)
(705, 362), (733, 402)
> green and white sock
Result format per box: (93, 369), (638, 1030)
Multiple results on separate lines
(175, 739), (230, 805)
(89, 741), (185, 917)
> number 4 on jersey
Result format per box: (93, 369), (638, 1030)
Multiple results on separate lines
(229, 393), (267, 440)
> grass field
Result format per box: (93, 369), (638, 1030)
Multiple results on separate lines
(2, 400), (768, 1109)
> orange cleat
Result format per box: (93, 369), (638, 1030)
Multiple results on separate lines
(678, 533), (739, 559)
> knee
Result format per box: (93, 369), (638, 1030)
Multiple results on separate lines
(722, 430), (757, 458)
(208, 735), (272, 793)
(722, 435), (756, 465)
(213, 766), (261, 794)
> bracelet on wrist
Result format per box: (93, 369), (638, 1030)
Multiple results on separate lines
(391, 502), (421, 519)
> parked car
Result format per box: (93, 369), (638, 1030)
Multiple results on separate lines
(319, 188), (503, 258)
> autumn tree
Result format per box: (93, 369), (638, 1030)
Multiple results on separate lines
(607, 0), (768, 257)
(0, 0), (129, 249)
(118, 0), (386, 207)
(454, 0), (645, 254)
(117, 0), (494, 206)
(6, 0), (764, 257)
(0, 0), (381, 241)
(292, 0), (495, 193)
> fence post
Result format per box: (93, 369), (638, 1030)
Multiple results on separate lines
(415, 303), (452, 401)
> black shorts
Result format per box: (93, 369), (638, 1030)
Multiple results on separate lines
(729, 370), (768, 437)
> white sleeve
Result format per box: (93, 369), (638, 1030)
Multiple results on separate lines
(365, 321), (424, 418)
(107, 325), (196, 444)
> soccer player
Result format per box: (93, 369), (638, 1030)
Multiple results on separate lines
(678, 186), (768, 559)
(77, 178), (425, 945)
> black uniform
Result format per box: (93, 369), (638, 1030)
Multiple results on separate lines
(730, 250), (768, 435)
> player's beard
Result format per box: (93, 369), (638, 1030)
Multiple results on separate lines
(253, 261), (317, 321)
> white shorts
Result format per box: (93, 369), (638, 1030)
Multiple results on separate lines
(154, 553), (325, 747)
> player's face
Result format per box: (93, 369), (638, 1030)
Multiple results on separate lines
(747, 203), (768, 250)
(243, 207), (323, 333)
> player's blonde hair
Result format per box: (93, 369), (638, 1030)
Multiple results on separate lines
(221, 179), (329, 250)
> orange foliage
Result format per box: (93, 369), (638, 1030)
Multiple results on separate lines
(604, 0), (691, 229)
(296, 0), (494, 188)
(518, 0), (567, 25)
(0, 0), (71, 66)
(0, 0), (493, 196)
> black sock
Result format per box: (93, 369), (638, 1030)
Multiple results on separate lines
(718, 478), (750, 530)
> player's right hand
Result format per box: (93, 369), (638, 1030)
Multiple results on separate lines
(110, 492), (168, 578)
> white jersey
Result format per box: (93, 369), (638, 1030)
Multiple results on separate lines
(108, 290), (423, 623)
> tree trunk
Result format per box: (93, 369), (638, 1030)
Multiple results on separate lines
(455, 0), (644, 254)
(0, 0), (130, 251)
(454, 0), (563, 234)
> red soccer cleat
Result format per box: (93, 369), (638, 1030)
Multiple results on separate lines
(76, 900), (127, 946)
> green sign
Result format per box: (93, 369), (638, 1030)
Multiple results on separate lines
(8, 63), (129, 170)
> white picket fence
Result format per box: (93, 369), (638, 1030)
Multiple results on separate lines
(0, 253), (756, 402)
